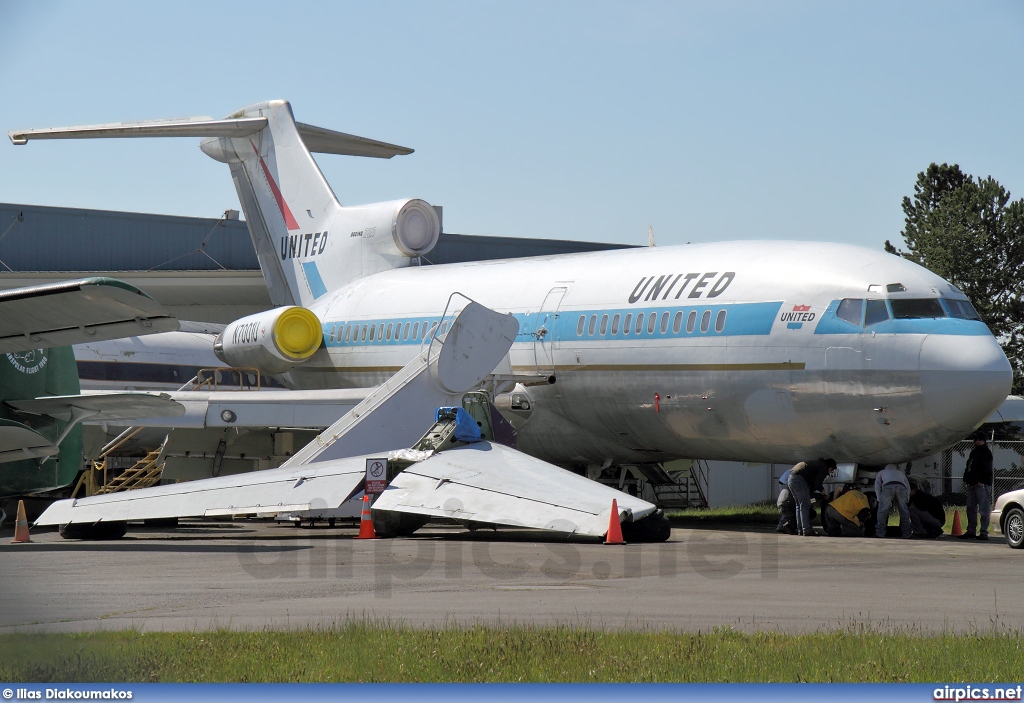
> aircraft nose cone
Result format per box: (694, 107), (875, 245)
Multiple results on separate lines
(919, 333), (1012, 432)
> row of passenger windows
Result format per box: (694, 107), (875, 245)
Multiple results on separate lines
(576, 309), (727, 337)
(835, 297), (980, 326)
(326, 319), (450, 344)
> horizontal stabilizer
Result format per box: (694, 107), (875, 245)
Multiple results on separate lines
(8, 117), (267, 144)
(10, 115), (413, 159)
(34, 455), (367, 526)
(374, 442), (658, 537)
(0, 277), (177, 354)
(0, 418), (58, 463)
(295, 122), (413, 158)
(8, 392), (184, 423)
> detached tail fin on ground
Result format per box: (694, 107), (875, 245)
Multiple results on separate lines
(10, 100), (437, 308)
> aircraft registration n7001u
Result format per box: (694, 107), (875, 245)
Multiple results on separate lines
(10, 100), (1012, 471)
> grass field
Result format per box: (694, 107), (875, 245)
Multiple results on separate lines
(666, 503), (778, 524)
(3, 626), (1023, 683)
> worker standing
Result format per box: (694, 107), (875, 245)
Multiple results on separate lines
(960, 434), (994, 541)
(787, 458), (837, 536)
(874, 464), (912, 538)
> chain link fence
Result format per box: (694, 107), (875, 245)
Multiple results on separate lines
(909, 440), (1024, 504)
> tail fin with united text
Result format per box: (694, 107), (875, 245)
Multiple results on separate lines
(10, 100), (441, 308)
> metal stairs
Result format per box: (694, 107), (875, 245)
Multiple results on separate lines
(93, 450), (165, 495)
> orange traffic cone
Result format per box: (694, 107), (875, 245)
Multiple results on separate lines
(356, 494), (377, 539)
(951, 509), (963, 537)
(11, 499), (31, 544)
(604, 498), (625, 545)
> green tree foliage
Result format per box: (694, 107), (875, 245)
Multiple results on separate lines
(885, 163), (1024, 393)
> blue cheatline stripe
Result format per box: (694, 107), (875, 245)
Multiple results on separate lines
(814, 299), (992, 336)
(302, 261), (329, 300)
(0, 682), (997, 702)
(321, 302), (783, 348)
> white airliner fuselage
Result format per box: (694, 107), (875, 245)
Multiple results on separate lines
(279, 240), (1010, 467)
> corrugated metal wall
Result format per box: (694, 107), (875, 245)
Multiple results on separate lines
(0, 202), (632, 272)
(0, 203), (257, 271)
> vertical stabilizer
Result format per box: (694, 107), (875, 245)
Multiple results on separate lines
(200, 100), (438, 307)
(201, 101), (342, 307)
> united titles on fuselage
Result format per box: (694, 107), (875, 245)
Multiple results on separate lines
(628, 272), (735, 304)
(780, 304), (816, 323)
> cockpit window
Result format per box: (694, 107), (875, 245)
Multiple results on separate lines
(946, 299), (982, 320)
(890, 298), (946, 319)
(836, 298), (864, 325)
(886, 283), (906, 293)
(864, 299), (890, 326)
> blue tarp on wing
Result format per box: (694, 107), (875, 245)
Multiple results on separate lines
(436, 406), (482, 443)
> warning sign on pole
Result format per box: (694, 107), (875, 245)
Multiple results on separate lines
(365, 458), (388, 495)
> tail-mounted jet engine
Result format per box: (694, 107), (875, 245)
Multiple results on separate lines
(214, 306), (322, 375)
(333, 198), (440, 259)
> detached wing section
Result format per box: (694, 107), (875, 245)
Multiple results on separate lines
(35, 456), (366, 526)
(375, 442), (657, 538)
(0, 277), (177, 353)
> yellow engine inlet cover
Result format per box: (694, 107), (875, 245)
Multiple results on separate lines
(273, 307), (322, 359)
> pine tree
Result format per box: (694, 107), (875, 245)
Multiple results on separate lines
(885, 163), (1024, 394)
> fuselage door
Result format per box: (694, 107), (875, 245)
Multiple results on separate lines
(534, 286), (568, 375)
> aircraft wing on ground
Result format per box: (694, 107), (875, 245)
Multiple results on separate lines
(375, 442), (657, 537)
(34, 455), (367, 525)
(0, 277), (178, 353)
(0, 418), (59, 463)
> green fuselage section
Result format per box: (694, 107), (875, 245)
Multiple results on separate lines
(0, 346), (83, 497)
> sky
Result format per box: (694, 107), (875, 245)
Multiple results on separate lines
(0, 1), (1022, 251)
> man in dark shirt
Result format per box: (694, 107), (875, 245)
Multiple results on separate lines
(787, 458), (837, 536)
(960, 435), (994, 540)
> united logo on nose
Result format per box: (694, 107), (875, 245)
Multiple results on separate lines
(780, 304), (815, 329)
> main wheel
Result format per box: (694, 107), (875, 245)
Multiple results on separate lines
(621, 510), (672, 543)
(1004, 506), (1024, 549)
(372, 509), (430, 537)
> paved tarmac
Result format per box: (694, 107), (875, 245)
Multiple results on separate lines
(1, 521), (1021, 634)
